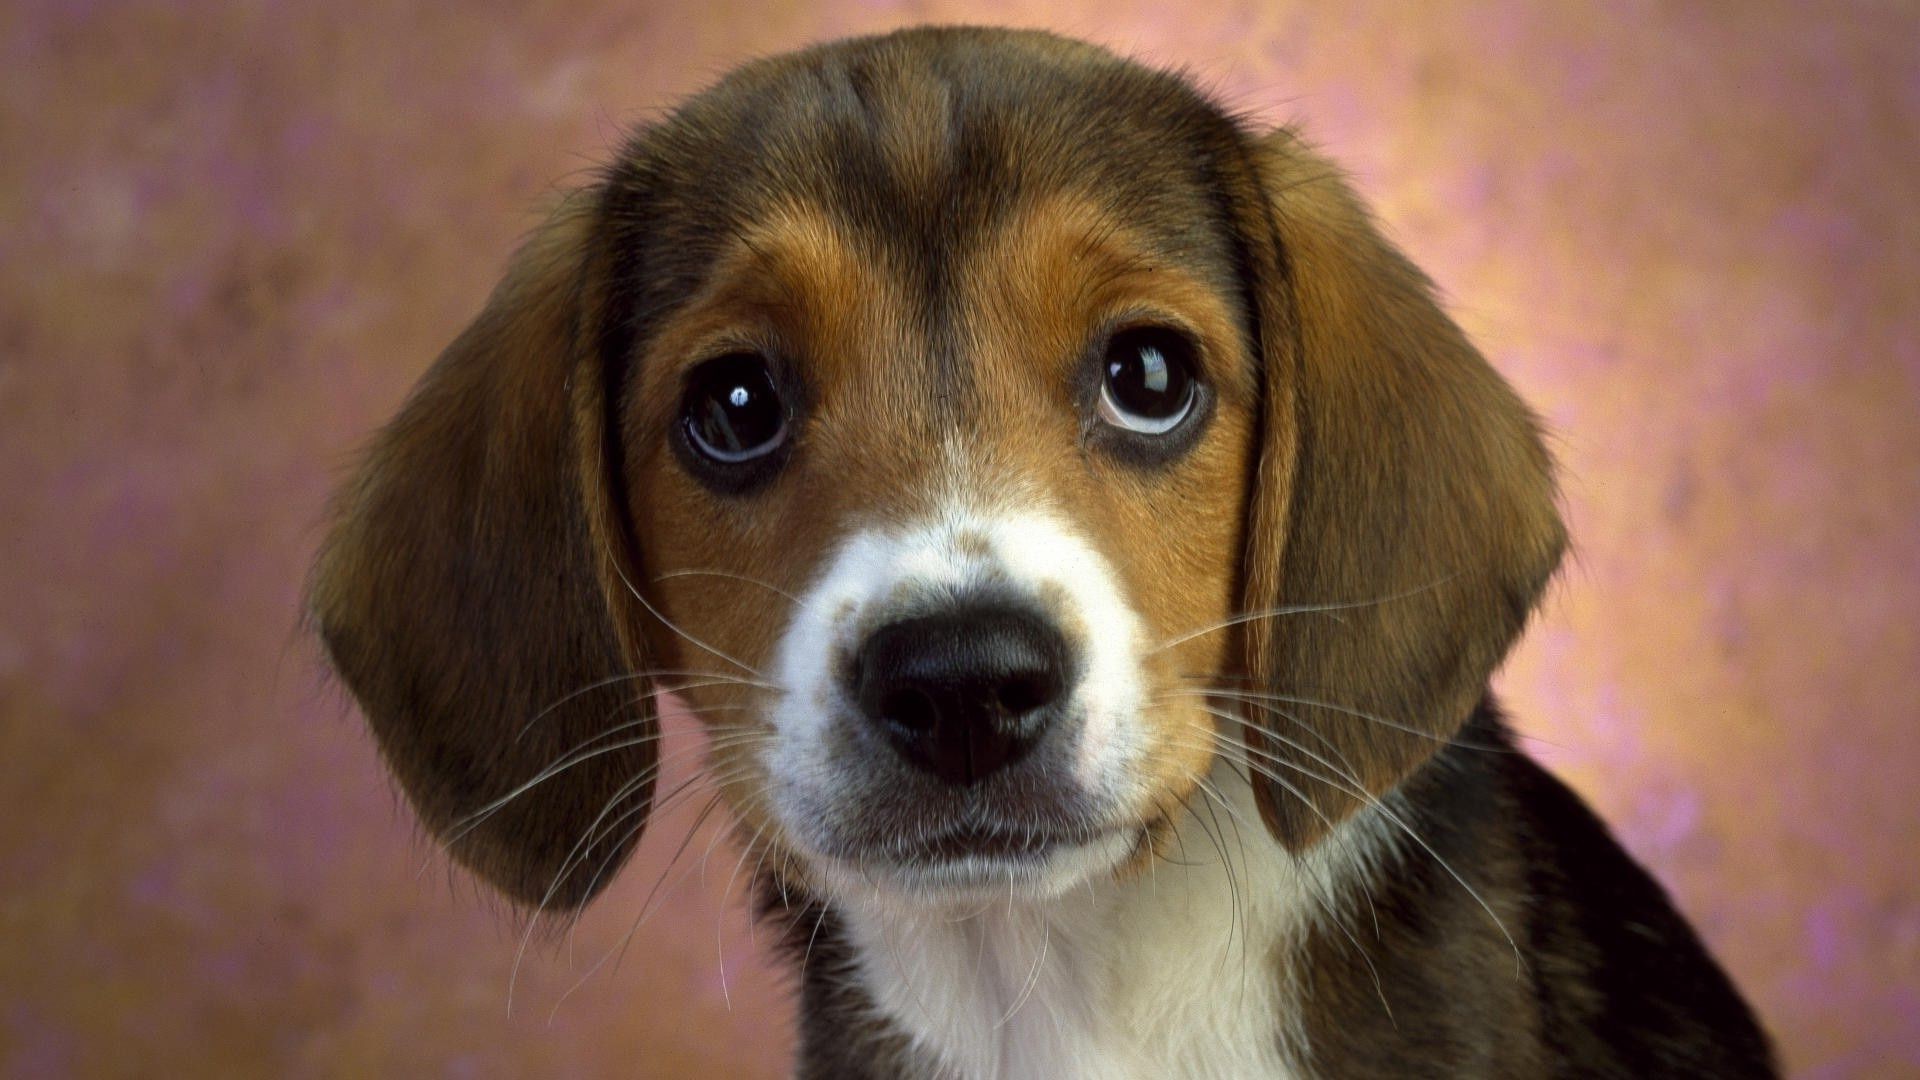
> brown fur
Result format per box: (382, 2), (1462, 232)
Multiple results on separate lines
(1234, 131), (1568, 850)
(309, 194), (659, 909)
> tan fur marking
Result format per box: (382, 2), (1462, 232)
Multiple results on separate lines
(952, 190), (1259, 829)
(952, 530), (993, 560)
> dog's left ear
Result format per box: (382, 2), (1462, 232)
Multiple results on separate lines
(1233, 129), (1567, 852)
(310, 191), (659, 910)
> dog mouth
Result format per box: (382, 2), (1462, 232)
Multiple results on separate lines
(799, 816), (1153, 900)
(897, 822), (1120, 863)
(812, 820), (1126, 865)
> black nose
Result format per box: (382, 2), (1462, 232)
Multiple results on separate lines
(852, 605), (1072, 786)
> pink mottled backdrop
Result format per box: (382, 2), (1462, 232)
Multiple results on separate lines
(3, 1), (1916, 1076)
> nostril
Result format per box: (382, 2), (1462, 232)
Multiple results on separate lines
(879, 686), (941, 735)
(995, 671), (1058, 717)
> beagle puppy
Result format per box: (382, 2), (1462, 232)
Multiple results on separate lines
(311, 27), (1776, 1079)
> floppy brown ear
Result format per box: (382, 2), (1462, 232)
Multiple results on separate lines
(1235, 130), (1566, 851)
(310, 191), (657, 910)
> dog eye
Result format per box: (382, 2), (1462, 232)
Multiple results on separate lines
(1097, 327), (1199, 435)
(681, 353), (789, 463)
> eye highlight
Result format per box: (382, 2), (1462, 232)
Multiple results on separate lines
(1097, 326), (1200, 435)
(679, 351), (789, 469)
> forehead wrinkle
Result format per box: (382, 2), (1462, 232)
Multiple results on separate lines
(802, 66), (1056, 427)
(862, 145), (1021, 430)
(838, 46), (958, 206)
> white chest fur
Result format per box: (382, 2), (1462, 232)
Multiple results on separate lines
(836, 771), (1387, 1080)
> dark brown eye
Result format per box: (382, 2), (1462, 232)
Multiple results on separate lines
(1098, 327), (1199, 435)
(681, 353), (788, 464)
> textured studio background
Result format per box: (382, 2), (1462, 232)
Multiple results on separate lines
(3, 2), (1917, 1077)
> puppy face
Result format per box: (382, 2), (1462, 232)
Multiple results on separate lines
(629, 187), (1259, 900)
(312, 28), (1564, 913)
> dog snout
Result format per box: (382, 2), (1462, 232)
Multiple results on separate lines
(851, 604), (1072, 786)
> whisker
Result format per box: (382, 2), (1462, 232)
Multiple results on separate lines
(513, 668), (780, 741)
(1150, 575), (1455, 654)
(713, 820), (780, 1012)
(437, 729), (666, 864)
(1194, 734), (1393, 1023)
(556, 762), (751, 969)
(1186, 769), (1253, 983)
(1161, 686), (1514, 752)
(742, 825), (785, 954)
(555, 731), (774, 963)
(549, 785), (743, 1016)
(994, 906), (1050, 1029)
(1199, 705), (1523, 975)
(608, 556), (764, 678)
(463, 695), (771, 839)
(800, 900), (830, 976)
(1178, 691), (1369, 782)
(1168, 680), (1558, 752)
(522, 746), (763, 962)
(653, 568), (813, 610)
(500, 731), (772, 998)
(1219, 708), (1389, 946)
(506, 766), (681, 1016)
(440, 719), (765, 854)
(1187, 774), (1244, 968)
(651, 674), (785, 700)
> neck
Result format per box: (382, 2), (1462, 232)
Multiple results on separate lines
(803, 760), (1400, 1080)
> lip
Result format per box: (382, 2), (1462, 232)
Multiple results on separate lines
(800, 820), (1151, 901)
(902, 823), (1113, 863)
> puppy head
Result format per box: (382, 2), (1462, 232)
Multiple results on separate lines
(311, 28), (1564, 912)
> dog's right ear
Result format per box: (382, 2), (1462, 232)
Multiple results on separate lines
(310, 190), (657, 911)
